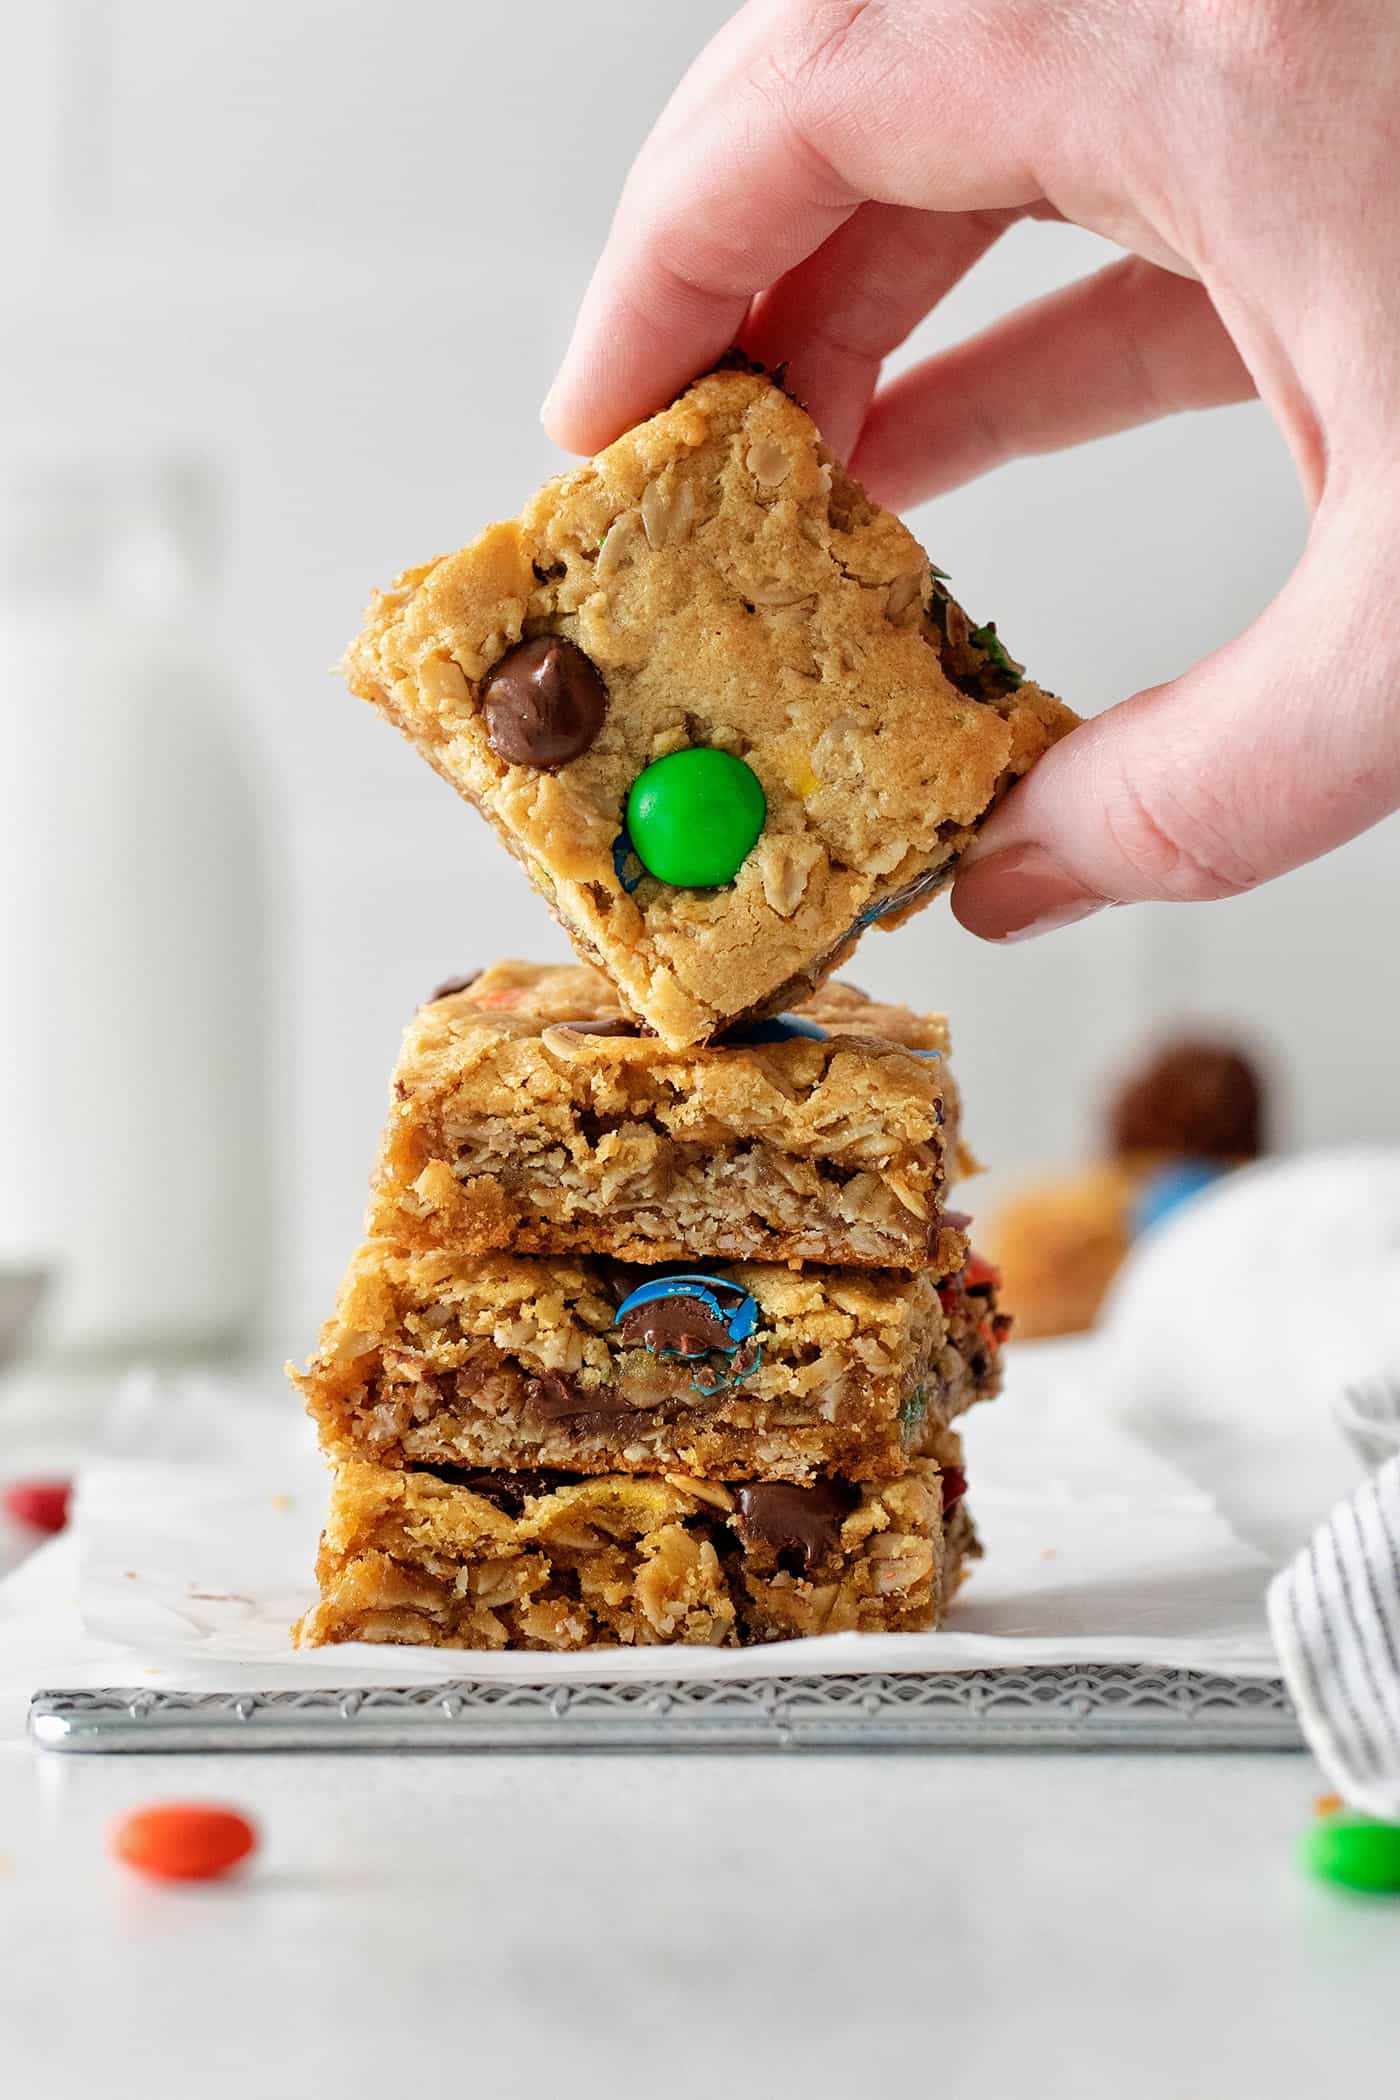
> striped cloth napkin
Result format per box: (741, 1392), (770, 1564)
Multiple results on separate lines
(1269, 1392), (1400, 1819)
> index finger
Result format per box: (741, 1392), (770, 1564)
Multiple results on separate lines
(542, 2), (863, 452)
(543, 0), (1050, 454)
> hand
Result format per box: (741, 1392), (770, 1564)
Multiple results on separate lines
(543, 0), (1400, 940)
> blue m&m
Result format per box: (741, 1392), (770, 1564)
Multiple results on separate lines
(1131, 1159), (1224, 1238)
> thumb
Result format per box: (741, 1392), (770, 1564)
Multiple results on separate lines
(951, 495), (1400, 940)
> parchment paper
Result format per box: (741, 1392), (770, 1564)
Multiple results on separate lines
(69, 1340), (1286, 1685)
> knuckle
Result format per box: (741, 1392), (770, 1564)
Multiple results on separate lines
(1102, 763), (1259, 902)
(1099, 259), (1168, 411)
(750, 1), (882, 163)
(760, 1), (880, 104)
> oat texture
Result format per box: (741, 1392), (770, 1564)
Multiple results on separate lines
(294, 1455), (969, 1650)
(370, 960), (971, 1271)
(292, 1239), (1005, 1483)
(344, 368), (1078, 1046)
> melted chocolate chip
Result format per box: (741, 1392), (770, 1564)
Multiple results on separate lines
(563, 1017), (638, 1037)
(591, 1257), (699, 1309)
(481, 636), (608, 770)
(733, 1479), (860, 1572)
(524, 1371), (638, 1422)
(619, 1294), (733, 1359)
(427, 1465), (580, 1515)
(427, 970), (481, 1003)
(591, 1257), (654, 1309)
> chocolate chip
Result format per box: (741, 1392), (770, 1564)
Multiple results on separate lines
(426, 970), (481, 1003)
(620, 1294), (733, 1359)
(591, 1257), (653, 1309)
(524, 1371), (638, 1422)
(562, 1017), (637, 1037)
(481, 636), (608, 770)
(733, 1479), (860, 1572)
(591, 1257), (696, 1309)
(424, 1464), (581, 1515)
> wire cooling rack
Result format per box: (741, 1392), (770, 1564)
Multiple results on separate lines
(30, 1667), (1302, 1753)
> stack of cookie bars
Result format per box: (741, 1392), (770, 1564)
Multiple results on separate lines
(293, 365), (1076, 1651)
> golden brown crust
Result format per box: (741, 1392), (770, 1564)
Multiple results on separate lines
(344, 370), (1077, 1047)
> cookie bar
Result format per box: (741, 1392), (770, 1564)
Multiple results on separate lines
(294, 1452), (973, 1651)
(370, 960), (968, 1272)
(344, 366), (1078, 1048)
(988, 1035), (1267, 1337)
(292, 1240), (1006, 1483)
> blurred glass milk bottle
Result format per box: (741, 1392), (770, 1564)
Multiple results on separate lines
(0, 458), (267, 1360)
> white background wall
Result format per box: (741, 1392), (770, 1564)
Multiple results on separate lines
(2, 1), (1395, 1355)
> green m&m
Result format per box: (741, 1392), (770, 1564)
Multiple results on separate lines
(626, 747), (766, 888)
(1301, 1814), (1400, 1894)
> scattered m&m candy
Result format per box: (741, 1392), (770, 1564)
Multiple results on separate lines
(1301, 1812), (1400, 1895)
(626, 748), (766, 888)
(1130, 1159), (1224, 1238)
(110, 1801), (258, 1883)
(3, 1477), (72, 1534)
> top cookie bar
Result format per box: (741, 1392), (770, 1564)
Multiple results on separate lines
(345, 366), (1078, 1047)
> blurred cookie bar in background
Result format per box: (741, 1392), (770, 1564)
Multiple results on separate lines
(988, 1038), (1269, 1340)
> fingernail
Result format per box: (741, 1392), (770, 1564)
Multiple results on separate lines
(952, 843), (1108, 943)
(539, 381), (561, 428)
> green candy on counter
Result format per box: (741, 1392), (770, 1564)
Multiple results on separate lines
(1301, 1814), (1400, 1894)
(626, 747), (766, 888)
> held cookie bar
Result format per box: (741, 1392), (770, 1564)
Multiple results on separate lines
(294, 1452), (973, 1651)
(344, 366), (1078, 1048)
(371, 960), (969, 1272)
(292, 1242), (1006, 1484)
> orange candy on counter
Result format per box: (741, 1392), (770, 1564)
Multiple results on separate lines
(109, 1802), (258, 1882)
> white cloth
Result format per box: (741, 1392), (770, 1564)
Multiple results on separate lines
(1103, 1144), (1400, 1810)
(1268, 1455), (1400, 1819)
(1102, 1146), (1400, 1561)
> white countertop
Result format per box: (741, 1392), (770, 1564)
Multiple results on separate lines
(3, 1360), (1400, 2096)
(3, 1720), (1399, 2097)
(1, 1536), (1398, 2099)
